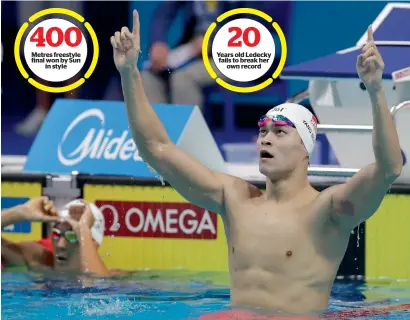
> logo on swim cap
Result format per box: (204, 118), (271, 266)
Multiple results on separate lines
(272, 107), (285, 112)
(303, 119), (315, 141)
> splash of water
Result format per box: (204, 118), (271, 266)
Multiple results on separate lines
(71, 296), (136, 317)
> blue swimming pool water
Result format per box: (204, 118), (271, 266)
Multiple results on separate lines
(2, 270), (410, 319)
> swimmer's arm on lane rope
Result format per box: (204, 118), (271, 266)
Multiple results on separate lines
(328, 27), (402, 231)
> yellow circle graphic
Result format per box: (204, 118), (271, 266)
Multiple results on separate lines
(202, 8), (287, 93)
(14, 8), (99, 93)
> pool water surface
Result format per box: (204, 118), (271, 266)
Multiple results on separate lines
(2, 270), (410, 319)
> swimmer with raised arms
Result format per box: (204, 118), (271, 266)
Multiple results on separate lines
(111, 11), (402, 318)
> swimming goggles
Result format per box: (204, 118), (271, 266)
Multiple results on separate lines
(51, 228), (78, 244)
(258, 115), (296, 128)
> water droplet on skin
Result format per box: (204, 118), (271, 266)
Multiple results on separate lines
(145, 161), (165, 186)
(356, 226), (361, 247)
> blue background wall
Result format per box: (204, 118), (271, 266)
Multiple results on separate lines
(129, 1), (392, 95)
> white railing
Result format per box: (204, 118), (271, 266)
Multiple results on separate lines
(316, 101), (409, 134)
(2, 101), (408, 180)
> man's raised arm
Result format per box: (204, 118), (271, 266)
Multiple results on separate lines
(110, 10), (235, 215)
(329, 26), (403, 230)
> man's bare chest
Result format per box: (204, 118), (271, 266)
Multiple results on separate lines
(227, 203), (319, 272)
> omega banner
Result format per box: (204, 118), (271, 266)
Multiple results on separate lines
(83, 183), (228, 272)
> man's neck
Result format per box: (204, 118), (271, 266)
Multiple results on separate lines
(265, 171), (312, 203)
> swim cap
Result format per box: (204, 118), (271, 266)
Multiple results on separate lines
(59, 200), (105, 245)
(265, 103), (318, 155)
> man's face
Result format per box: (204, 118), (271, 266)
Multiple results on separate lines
(51, 205), (85, 271)
(52, 221), (79, 270)
(257, 115), (308, 179)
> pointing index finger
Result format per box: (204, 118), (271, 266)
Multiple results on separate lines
(367, 25), (374, 42)
(132, 9), (140, 36)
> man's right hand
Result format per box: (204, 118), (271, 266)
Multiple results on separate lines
(21, 197), (59, 223)
(111, 9), (141, 73)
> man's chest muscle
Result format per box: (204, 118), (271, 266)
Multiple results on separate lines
(228, 205), (317, 272)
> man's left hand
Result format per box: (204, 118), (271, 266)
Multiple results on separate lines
(79, 204), (95, 229)
(65, 202), (94, 234)
(357, 25), (384, 93)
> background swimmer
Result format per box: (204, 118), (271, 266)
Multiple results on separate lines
(2, 198), (115, 276)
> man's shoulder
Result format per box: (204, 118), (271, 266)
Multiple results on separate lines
(314, 183), (343, 205)
(219, 173), (263, 201)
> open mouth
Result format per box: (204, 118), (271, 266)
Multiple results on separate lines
(260, 150), (274, 159)
(56, 255), (68, 263)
